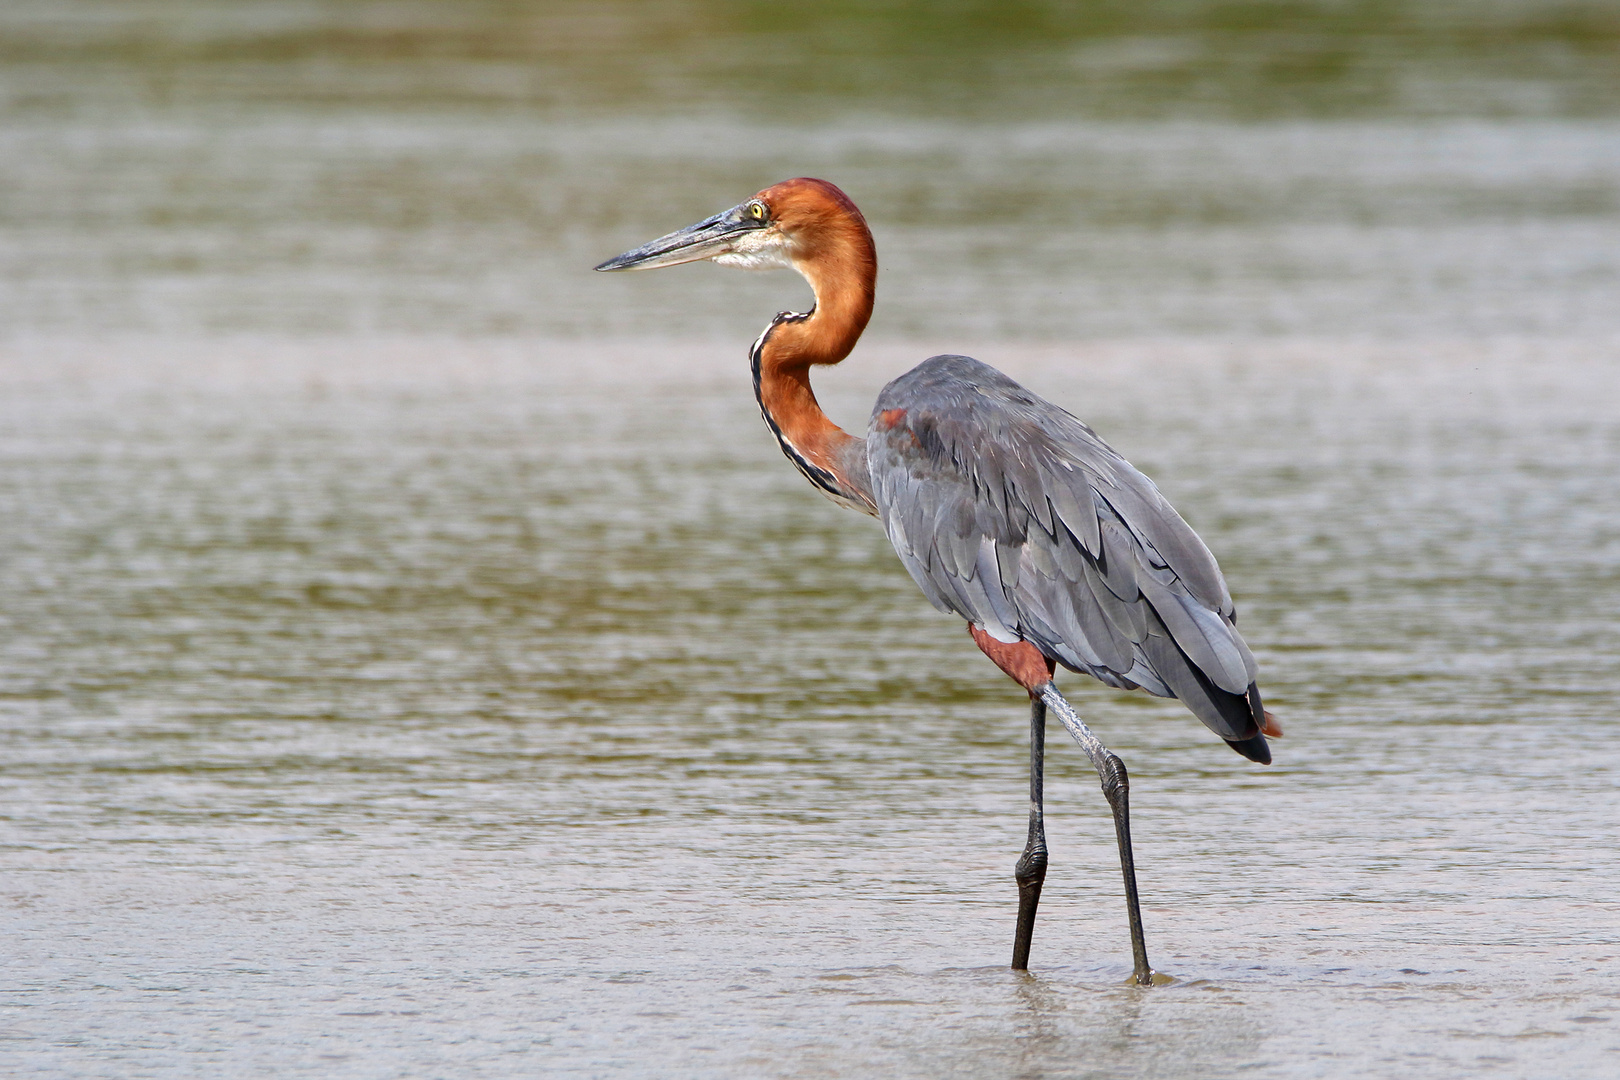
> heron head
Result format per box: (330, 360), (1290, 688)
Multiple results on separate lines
(594, 178), (865, 274)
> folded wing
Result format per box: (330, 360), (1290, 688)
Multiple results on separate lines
(867, 354), (1268, 756)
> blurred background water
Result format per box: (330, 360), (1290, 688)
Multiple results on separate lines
(1, 3), (1618, 1078)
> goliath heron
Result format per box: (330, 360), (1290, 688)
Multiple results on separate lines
(596, 178), (1279, 985)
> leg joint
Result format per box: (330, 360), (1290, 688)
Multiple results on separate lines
(1014, 847), (1047, 888)
(1100, 751), (1129, 808)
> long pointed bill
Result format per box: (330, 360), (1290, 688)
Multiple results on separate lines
(594, 202), (764, 272)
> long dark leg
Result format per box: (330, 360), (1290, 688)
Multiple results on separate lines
(1011, 694), (1048, 970)
(1037, 682), (1155, 986)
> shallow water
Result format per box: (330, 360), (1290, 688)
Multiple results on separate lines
(4, 2), (1620, 1076)
(5, 4), (1620, 342)
(2, 338), (1618, 1077)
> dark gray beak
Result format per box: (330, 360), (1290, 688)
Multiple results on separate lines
(594, 201), (763, 272)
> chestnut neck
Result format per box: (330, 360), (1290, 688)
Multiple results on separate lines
(750, 231), (879, 515)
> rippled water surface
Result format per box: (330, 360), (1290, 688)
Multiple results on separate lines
(4, 2), (1620, 1077)
(3, 338), (1618, 1078)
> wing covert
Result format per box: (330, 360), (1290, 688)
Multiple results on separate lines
(867, 354), (1263, 744)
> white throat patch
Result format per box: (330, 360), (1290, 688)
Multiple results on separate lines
(714, 229), (795, 271)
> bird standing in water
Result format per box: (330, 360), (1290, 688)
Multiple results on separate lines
(597, 178), (1279, 985)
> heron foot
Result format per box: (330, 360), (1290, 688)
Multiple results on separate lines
(1126, 969), (1176, 987)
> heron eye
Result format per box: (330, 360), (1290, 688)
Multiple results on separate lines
(749, 202), (768, 221)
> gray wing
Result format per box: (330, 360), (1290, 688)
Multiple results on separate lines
(867, 354), (1264, 745)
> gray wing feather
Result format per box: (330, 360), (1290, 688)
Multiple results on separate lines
(970, 537), (1021, 639)
(1095, 517), (1141, 601)
(868, 354), (1261, 743)
(1082, 555), (1149, 642)
(1043, 466), (1100, 556)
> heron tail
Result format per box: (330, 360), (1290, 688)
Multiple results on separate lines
(1223, 683), (1272, 764)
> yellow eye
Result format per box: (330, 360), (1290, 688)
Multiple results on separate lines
(749, 202), (768, 221)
